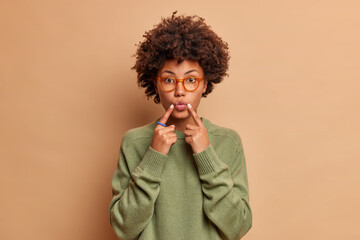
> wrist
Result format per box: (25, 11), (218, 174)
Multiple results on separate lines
(151, 144), (170, 156)
(192, 143), (210, 154)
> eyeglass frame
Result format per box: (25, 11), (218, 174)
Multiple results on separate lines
(156, 76), (205, 92)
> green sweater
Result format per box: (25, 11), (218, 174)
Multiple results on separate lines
(109, 118), (252, 240)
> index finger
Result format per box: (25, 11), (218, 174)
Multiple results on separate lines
(187, 104), (203, 127)
(158, 104), (174, 125)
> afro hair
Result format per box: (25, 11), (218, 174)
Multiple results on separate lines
(132, 11), (230, 103)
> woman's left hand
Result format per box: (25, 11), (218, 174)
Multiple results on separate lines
(184, 104), (210, 154)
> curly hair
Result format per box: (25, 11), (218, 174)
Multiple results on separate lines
(132, 12), (230, 103)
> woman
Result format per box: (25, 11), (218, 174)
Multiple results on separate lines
(109, 12), (252, 240)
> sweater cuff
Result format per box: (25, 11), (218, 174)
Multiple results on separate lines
(193, 145), (224, 176)
(137, 147), (167, 177)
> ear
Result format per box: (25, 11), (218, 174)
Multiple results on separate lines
(202, 79), (208, 93)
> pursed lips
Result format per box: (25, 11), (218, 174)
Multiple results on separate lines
(174, 101), (187, 111)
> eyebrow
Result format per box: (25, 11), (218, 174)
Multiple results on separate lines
(161, 69), (199, 75)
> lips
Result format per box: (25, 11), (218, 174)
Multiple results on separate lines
(174, 101), (187, 111)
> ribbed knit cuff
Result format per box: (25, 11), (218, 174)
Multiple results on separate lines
(137, 147), (167, 177)
(193, 145), (223, 176)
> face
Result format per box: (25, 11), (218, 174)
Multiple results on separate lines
(156, 59), (207, 121)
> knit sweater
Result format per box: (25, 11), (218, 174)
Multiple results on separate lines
(109, 117), (252, 240)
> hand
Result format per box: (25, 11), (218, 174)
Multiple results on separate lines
(151, 105), (177, 155)
(184, 104), (210, 154)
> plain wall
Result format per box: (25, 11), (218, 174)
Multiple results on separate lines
(1, 0), (359, 239)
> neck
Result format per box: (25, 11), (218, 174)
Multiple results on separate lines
(167, 115), (195, 131)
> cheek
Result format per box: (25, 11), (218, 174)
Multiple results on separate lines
(158, 92), (173, 106)
(158, 91), (169, 100)
(191, 92), (204, 107)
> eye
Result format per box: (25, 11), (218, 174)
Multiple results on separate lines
(163, 78), (174, 84)
(186, 77), (197, 83)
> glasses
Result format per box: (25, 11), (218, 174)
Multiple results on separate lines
(156, 76), (204, 92)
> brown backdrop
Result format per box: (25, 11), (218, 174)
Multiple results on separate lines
(1, 0), (359, 239)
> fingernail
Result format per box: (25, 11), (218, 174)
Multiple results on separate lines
(187, 104), (192, 108)
(170, 104), (174, 109)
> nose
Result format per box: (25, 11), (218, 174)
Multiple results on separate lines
(174, 81), (186, 97)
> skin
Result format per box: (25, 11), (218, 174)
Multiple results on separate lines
(151, 59), (210, 155)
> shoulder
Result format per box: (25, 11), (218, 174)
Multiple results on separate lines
(202, 117), (243, 148)
(121, 121), (156, 148)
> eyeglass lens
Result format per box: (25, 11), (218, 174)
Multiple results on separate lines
(161, 77), (199, 91)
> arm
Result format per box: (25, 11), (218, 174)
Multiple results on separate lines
(184, 104), (252, 239)
(109, 105), (175, 239)
(193, 142), (252, 240)
(109, 146), (167, 240)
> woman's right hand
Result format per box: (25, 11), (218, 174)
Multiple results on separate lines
(151, 104), (177, 155)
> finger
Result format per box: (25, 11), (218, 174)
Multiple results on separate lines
(169, 136), (177, 144)
(184, 129), (197, 136)
(159, 125), (175, 133)
(159, 132), (176, 143)
(187, 104), (203, 126)
(158, 104), (174, 125)
(165, 135), (177, 145)
(185, 124), (198, 130)
(165, 132), (177, 138)
(185, 136), (193, 144)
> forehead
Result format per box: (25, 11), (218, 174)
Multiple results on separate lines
(159, 59), (203, 75)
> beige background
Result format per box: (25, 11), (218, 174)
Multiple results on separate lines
(1, 0), (359, 239)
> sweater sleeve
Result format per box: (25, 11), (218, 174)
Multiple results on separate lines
(193, 142), (252, 240)
(109, 145), (167, 240)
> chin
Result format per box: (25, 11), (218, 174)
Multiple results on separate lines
(171, 110), (190, 120)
